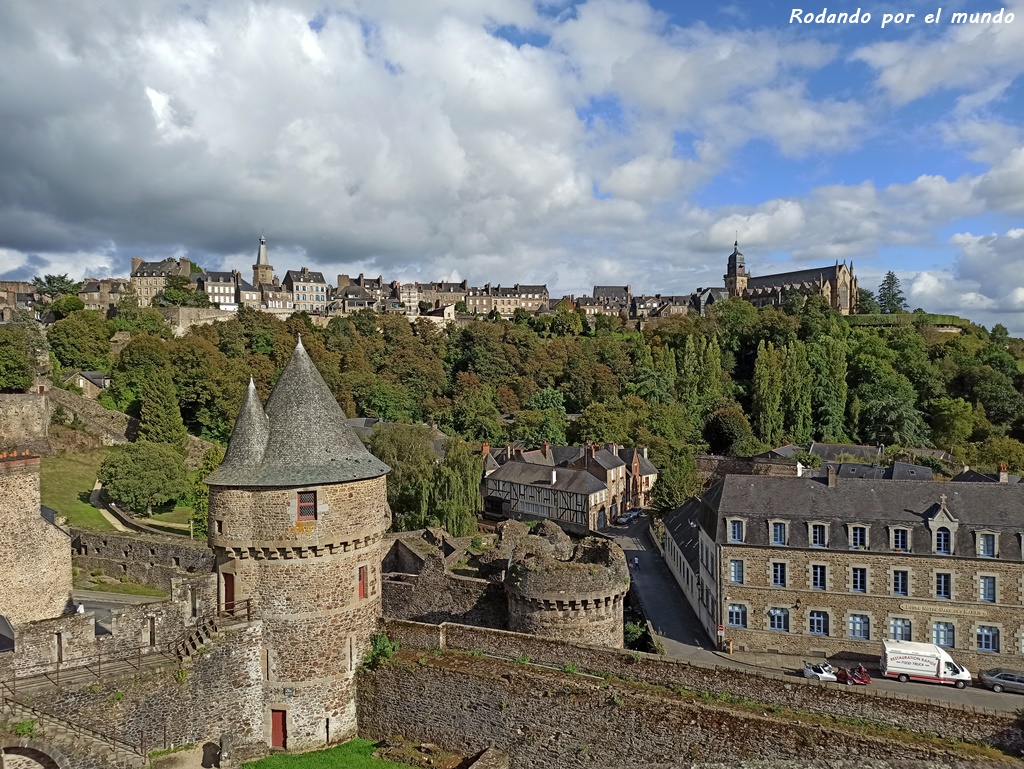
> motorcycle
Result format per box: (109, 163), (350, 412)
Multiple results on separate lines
(836, 664), (872, 685)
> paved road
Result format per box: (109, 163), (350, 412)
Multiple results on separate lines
(610, 515), (1024, 713)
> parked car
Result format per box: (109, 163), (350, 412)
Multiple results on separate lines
(836, 664), (872, 685)
(627, 508), (642, 521)
(803, 661), (837, 682)
(979, 669), (1024, 694)
(615, 515), (629, 525)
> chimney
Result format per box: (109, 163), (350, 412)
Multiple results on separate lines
(551, 468), (557, 485)
(541, 440), (548, 458)
(1000, 463), (1008, 483)
(826, 464), (837, 488)
(606, 442), (618, 456)
(641, 447), (648, 459)
(589, 444), (597, 459)
(131, 257), (144, 274)
(482, 441), (490, 457)
(514, 449), (524, 461)
(506, 445), (513, 461)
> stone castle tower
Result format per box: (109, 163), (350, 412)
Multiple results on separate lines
(252, 234), (274, 288)
(723, 240), (749, 298)
(206, 339), (391, 752)
(0, 452), (72, 625)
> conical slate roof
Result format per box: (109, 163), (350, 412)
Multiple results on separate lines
(207, 340), (390, 487)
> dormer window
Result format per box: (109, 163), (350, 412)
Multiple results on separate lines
(849, 525), (869, 549)
(810, 522), (828, 548)
(935, 527), (952, 555)
(771, 521), (788, 546)
(977, 532), (997, 558)
(891, 528), (910, 552)
(728, 519), (745, 543)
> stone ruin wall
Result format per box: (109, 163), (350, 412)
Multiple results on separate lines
(0, 456), (72, 625)
(694, 454), (798, 489)
(71, 528), (215, 592)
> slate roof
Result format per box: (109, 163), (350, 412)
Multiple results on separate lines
(810, 461), (934, 481)
(131, 258), (188, 277)
(486, 460), (607, 496)
(207, 341), (390, 487)
(699, 475), (1024, 558)
(62, 371), (109, 389)
(664, 497), (703, 571)
(746, 264), (842, 289)
(951, 469), (1023, 484)
(284, 269), (327, 284)
(202, 271), (235, 282)
(593, 285), (630, 300)
(618, 448), (658, 476)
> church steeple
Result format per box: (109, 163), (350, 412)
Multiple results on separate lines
(253, 234), (274, 288)
(724, 240), (749, 298)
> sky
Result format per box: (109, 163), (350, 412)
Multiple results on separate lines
(0, 0), (1022, 330)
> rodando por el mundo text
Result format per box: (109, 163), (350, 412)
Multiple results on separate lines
(790, 7), (1015, 27)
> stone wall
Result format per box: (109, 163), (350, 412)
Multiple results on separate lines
(357, 649), (1003, 768)
(694, 454), (798, 488)
(157, 307), (237, 338)
(20, 623), (265, 760)
(71, 528), (215, 592)
(382, 557), (507, 629)
(382, 619), (1024, 752)
(0, 395), (49, 454)
(0, 575), (217, 681)
(45, 388), (214, 468)
(0, 456), (72, 624)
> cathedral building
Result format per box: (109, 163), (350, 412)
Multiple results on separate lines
(724, 242), (858, 315)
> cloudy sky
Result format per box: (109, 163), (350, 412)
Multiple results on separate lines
(1, 0), (1022, 329)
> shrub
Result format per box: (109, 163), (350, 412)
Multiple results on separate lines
(363, 633), (399, 670)
(624, 621), (645, 647)
(14, 719), (38, 737)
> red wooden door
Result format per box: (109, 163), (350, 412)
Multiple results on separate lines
(223, 572), (235, 615)
(271, 710), (286, 749)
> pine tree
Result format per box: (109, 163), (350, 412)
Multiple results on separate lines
(138, 366), (188, 454)
(752, 341), (784, 446)
(877, 272), (907, 314)
(780, 342), (813, 444)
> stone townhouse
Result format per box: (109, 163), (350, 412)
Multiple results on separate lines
(282, 268), (329, 313)
(196, 271), (239, 309)
(664, 472), (1024, 671)
(516, 284), (548, 312)
(466, 284), (521, 317)
(569, 444), (628, 519)
(421, 280), (468, 310)
(397, 282), (423, 315)
(618, 447), (658, 508)
(78, 278), (130, 312)
(130, 256), (191, 307)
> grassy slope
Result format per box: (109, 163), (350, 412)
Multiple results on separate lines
(242, 740), (416, 769)
(39, 449), (115, 531)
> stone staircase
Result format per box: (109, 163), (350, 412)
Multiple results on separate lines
(1, 694), (148, 768)
(170, 617), (217, 663)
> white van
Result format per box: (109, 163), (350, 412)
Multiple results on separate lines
(880, 640), (972, 689)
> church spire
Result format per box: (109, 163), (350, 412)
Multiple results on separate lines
(257, 234), (269, 266)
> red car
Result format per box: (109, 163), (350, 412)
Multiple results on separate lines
(836, 664), (872, 685)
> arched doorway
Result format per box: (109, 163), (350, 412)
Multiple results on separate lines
(0, 746), (62, 769)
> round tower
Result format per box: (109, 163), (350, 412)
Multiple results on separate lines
(206, 340), (390, 752)
(504, 523), (629, 649)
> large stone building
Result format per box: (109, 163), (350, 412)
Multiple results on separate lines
(665, 472), (1024, 670)
(130, 256), (192, 307)
(206, 339), (391, 751)
(723, 241), (858, 315)
(78, 277), (130, 313)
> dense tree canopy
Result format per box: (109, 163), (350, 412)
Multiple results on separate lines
(98, 441), (187, 515)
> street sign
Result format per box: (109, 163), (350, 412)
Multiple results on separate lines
(717, 625), (724, 636)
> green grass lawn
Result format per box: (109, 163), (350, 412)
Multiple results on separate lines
(40, 449), (115, 531)
(150, 507), (193, 525)
(242, 740), (417, 769)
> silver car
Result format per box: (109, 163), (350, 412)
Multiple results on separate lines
(979, 669), (1024, 694)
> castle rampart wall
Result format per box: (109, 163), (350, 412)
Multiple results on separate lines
(0, 395), (49, 453)
(357, 647), (1010, 768)
(381, 618), (1023, 753)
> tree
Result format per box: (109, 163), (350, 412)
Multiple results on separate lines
(780, 342), (813, 444)
(807, 336), (848, 442)
(0, 327), (34, 392)
(650, 451), (702, 516)
(855, 288), (880, 314)
(50, 295), (85, 319)
(138, 367), (188, 453)
(47, 310), (111, 371)
(752, 341), (784, 446)
(429, 439), (483, 537)
(418, 300), (433, 314)
(704, 406), (754, 455)
(154, 275), (211, 307)
(454, 301), (467, 313)
(190, 445), (225, 538)
(98, 441), (187, 515)
(877, 272), (907, 314)
(33, 274), (82, 299)
(367, 423), (438, 529)
(928, 397), (973, 450)
(551, 305), (583, 336)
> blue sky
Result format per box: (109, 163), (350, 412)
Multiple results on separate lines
(0, 0), (1022, 329)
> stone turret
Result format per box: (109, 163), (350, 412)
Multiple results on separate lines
(252, 234), (274, 288)
(501, 521), (629, 648)
(724, 240), (749, 298)
(206, 339), (390, 752)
